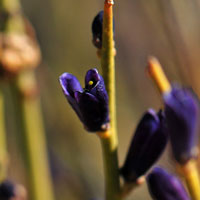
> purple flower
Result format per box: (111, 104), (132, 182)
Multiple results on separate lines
(91, 10), (115, 49)
(164, 86), (200, 164)
(0, 180), (15, 199)
(59, 68), (109, 132)
(147, 167), (190, 200)
(120, 109), (168, 182)
(92, 11), (103, 49)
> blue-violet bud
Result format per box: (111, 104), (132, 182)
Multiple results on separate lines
(120, 109), (168, 182)
(59, 68), (109, 132)
(147, 167), (190, 200)
(164, 86), (200, 164)
(91, 10), (115, 49)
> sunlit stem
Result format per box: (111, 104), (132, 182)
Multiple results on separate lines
(11, 70), (54, 200)
(101, 0), (117, 143)
(0, 86), (8, 182)
(178, 160), (200, 200)
(147, 56), (171, 94)
(98, 0), (121, 199)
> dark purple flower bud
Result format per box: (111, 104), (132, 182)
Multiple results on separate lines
(0, 180), (15, 199)
(59, 68), (109, 132)
(91, 10), (115, 49)
(120, 109), (168, 182)
(147, 167), (190, 200)
(164, 86), (200, 164)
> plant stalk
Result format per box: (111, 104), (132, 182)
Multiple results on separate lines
(11, 70), (54, 200)
(179, 160), (200, 200)
(0, 85), (8, 182)
(99, 0), (121, 199)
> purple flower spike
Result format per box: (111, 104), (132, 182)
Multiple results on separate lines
(120, 109), (168, 182)
(164, 86), (200, 164)
(147, 167), (190, 200)
(92, 11), (115, 49)
(59, 68), (109, 132)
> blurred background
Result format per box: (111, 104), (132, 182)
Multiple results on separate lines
(4, 0), (200, 199)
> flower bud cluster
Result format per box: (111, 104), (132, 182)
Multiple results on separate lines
(58, 10), (200, 200)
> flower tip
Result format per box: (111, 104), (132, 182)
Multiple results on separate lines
(59, 72), (68, 82)
(147, 56), (171, 94)
(148, 56), (158, 63)
(85, 68), (101, 88)
(147, 167), (190, 200)
(147, 56), (161, 76)
(90, 68), (99, 74)
(59, 73), (70, 94)
(146, 108), (161, 124)
(147, 108), (157, 117)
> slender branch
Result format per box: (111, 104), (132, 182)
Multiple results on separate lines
(0, 85), (8, 182)
(147, 56), (171, 94)
(101, 1), (117, 147)
(100, 135), (121, 200)
(11, 70), (54, 200)
(178, 160), (200, 200)
(97, 0), (121, 200)
(0, 0), (54, 199)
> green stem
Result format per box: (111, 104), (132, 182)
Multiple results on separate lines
(0, 85), (8, 182)
(100, 1), (121, 200)
(11, 70), (54, 200)
(0, 0), (25, 33)
(100, 136), (120, 200)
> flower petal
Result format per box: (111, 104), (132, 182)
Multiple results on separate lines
(75, 91), (109, 132)
(121, 109), (168, 182)
(147, 167), (190, 200)
(85, 68), (109, 110)
(59, 73), (83, 121)
(164, 86), (200, 164)
(85, 68), (101, 90)
(59, 73), (83, 98)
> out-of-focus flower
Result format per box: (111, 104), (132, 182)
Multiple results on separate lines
(0, 18), (41, 79)
(0, 180), (27, 200)
(147, 167), (190, 200)
(0, 180), (15, 200)
(120, 109), (168, 182)
(91, 10), (115, 49)
(164, 86), (200, 164)
(59, 68), (109, 132)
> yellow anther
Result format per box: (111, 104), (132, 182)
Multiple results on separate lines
(88, 80), (94, 86)
(147, 56), (171, 94)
